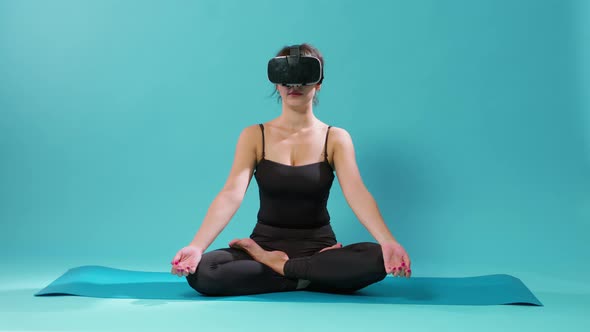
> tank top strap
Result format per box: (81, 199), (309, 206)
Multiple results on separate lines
(259, 123), (265, 159)
(324, 126), (332, 162)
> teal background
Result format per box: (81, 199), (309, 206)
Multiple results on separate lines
(0, 0), (589, 331)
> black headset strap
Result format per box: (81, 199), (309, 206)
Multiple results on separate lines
(286, 45), (324, 84)
(289, 46), (300, 57)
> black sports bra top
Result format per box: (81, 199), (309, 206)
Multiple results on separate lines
(254, 124), (335, 229)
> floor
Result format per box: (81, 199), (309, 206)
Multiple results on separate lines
(1, 261), (588, 332)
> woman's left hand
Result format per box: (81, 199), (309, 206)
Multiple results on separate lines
(381, 240), (411, 278)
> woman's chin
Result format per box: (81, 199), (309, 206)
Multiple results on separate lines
(285, 100), (312, 109)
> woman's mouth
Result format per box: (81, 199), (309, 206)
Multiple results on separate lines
(288, 92), (302, 96)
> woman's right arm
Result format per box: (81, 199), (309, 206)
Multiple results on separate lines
(186, 125), (259, 254)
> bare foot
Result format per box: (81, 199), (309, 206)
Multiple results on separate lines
(318, 242), (343, 253)
(229, 238), (289, 276)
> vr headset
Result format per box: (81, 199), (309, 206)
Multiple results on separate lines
(267, 46), (323, 87)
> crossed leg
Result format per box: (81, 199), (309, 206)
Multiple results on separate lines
(227, 238), (343, 276)
(186, 239), (386, 296)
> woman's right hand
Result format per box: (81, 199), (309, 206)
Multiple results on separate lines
(170, 245), (202, 277)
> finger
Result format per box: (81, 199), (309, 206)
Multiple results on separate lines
(399, 266), (407, 278)
(228, 239), (239, 247)
(404, 254), (411, 270)
(385, 258), (399, 274)
(171, 267), (182, 277)
(389, 260), (399, 277)
(400, 258), (410, 276)
(406, 268), (412, 278)
(382, 249), (396, 274)
(401, 267), (407, 278)
(171, 252), (183, 265)
(384, 263), (393, 274)
(396, 264), (406, 278)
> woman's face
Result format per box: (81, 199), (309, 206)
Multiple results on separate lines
(276, 84), (320, 107)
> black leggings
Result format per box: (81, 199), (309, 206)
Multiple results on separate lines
(186, 223), (387, 296)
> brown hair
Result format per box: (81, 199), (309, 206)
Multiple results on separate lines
(271, 43), (324, 106)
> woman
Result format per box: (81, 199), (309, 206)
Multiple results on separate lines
(170, 43), (411, 296)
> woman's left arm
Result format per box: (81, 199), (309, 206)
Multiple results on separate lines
(331, 128), (411, 276)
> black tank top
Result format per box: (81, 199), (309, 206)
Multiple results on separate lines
(254, 124), (335, 229)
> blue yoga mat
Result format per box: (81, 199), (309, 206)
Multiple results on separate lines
(35, 265), (542, 306)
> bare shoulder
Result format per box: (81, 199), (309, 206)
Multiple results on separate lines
(328, 126), (354, 146)
(327, 127), (354, 167)
(237, 123), (264, 160)
(239, 123), (263, 140)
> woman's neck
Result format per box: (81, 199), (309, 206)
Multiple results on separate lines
(278, 104), (318, 131)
